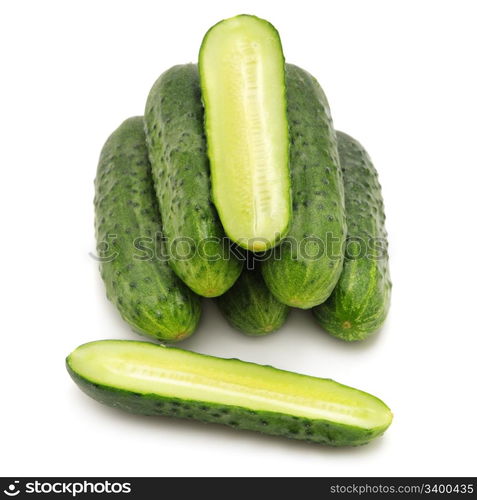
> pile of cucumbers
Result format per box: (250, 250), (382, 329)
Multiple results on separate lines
(67, 15), (393, 447)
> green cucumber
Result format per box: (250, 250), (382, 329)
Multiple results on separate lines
(94, 117), (200, 342)
(261, 64), (347, 309)
(217, 261), (290, 336)
(145, 64), (243, 297)
(67, 340), (393, 446)
(199, 15), (291, 252)
(313, 131), (391, 340)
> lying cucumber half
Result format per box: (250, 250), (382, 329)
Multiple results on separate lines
(67, 340), (392, 446)
(199, 15), (291, 252)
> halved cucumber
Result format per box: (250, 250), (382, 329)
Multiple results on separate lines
(67, 340), (392, 446)
(199, 15), (290, 252)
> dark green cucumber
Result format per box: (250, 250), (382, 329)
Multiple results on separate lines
(313, 132), (391, 341)
(67, 340), (393, 446)
(261, 64), (346, 309)
(217, 262), (290, 336)
(94, 117), (200, 342)
(145, 64), (243, 297)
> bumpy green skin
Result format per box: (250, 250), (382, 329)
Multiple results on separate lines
(66, 351), (389, 447)
(261, 64), (346, 309)
(94, 117), (201, 341)
(313, 132), (391, 341)
(217, 264), (290, 336)
(145, 64), (243, 297)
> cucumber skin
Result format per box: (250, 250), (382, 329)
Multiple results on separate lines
(66, 345), (390, 447)
(261, 65), (346, 309)
(217, 265), (290, 336)
(313, 132), (391, 341)
(94, 117), (201, 341)
(145, 64), (243, 297)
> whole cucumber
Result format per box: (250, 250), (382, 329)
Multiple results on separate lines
(94, 117), (201, 342)
(145, 64), (243, 297)
(261, 64), (346, 309)
(217, 261), (290, 336)
(313, 131), (391, 340)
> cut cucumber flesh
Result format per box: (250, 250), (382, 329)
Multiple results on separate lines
(199, 15), (290, 251)
(67, 340), (392, 445)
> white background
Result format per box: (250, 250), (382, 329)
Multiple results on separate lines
(1, 0), (476, 477)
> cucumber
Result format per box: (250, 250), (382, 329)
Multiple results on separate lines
(313, 132), (391, 340)
(145, 64), (243, 297)
(94, 117), (200, 342)
(261, 64), (346, 309)
(199, 15), (291, 252)
(67, 340), (393, 446)
(217, 260), (290, 336)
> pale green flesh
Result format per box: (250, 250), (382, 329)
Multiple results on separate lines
(199, 15), (290, 251)
(69, 340), (391, 430)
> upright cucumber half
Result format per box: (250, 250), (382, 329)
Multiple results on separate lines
(199, 15), (291, 252)
(313, 132), (391, 341)
(145, 64), (243, 297)
(67, 340), (393, 446)
(261, 64), (346, 309)
(217, 259), (290, 336)
(94, 117), (200, 342)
